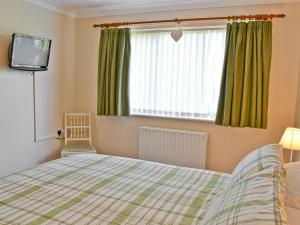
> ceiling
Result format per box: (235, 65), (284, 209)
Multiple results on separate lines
(24, 0), (299, 18)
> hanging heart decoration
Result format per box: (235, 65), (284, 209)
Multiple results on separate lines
(171, 29), (183, 42)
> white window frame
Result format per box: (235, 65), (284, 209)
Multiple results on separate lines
(129, 26), (226, 122)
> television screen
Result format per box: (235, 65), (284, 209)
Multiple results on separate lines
(9, 33), (52, 71)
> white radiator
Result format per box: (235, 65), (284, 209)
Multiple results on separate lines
(139, 127), (208, 169)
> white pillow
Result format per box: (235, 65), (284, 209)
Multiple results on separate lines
(231, 144), (283, 184)
(285, 161), (300, 209)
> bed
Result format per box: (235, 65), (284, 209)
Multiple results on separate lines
(284, 161), (300, 225)
(0, 144), (287, 225)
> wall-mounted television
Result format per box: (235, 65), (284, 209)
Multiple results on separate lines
(9, 33), (52, 71)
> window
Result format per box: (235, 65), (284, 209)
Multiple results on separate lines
(129, 27), (226, 121)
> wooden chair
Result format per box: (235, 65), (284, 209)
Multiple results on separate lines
(61, 113), (96, 157)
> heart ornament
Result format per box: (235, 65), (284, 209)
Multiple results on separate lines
(171, 29), (183, 42)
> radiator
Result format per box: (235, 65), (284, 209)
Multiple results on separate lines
(139, 127), (208, 169)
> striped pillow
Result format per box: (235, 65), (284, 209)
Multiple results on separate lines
(230, 144), (284, 184)
(200, 167), (287, 225)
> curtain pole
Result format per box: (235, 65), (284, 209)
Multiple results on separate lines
(93, 13), (286, 28)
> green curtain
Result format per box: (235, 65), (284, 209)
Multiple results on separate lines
(97, 28), (131, 116)
(215, 21), (272, 128)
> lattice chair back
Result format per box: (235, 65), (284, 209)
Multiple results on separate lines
(64, 113), (92, 146)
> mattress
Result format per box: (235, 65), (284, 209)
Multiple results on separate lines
(0, 154), (230, 225)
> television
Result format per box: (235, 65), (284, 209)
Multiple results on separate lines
(9, 33), (52, 71)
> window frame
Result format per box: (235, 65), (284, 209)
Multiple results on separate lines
(129, 25), (226, 122)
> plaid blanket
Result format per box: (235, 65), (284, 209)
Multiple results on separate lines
(0, 154), (229, 225)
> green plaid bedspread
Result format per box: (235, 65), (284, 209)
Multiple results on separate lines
(0, 154), (229, 225)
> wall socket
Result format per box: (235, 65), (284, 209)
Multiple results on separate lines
(57, 129), (64, 138)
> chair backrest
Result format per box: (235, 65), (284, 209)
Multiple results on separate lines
(64, 113), (92, 146)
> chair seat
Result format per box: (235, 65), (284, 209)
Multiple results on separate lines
(61, 144), (97, 157)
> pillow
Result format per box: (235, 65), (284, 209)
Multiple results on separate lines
(231, 144), (284, 184)
(285, 161), (300, 209)
(200, 168), (287, 225)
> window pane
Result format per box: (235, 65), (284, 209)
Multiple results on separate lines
(130, 28), (226, 120)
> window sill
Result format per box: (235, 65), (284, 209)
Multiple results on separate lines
(129, 113), (215, 123)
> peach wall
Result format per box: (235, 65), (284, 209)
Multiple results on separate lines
(294, 53), (300, 160)
(0, 0), (76, 177)
(75, 3), (300, 173)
